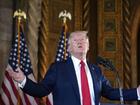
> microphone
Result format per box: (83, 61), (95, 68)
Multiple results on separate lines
(96, 56), (115, 71)
(96, 56), (124, 105)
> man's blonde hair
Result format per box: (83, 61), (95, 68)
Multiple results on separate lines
(69, 31), (88, 40)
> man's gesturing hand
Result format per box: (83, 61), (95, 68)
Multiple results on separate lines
(7, 65), (25, 83)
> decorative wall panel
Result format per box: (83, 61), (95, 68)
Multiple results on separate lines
(98, 0), (122, 103)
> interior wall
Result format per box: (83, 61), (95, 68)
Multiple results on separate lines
(0, 0), (13, 89)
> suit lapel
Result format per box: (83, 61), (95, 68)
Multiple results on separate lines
(88, 63), (100, 105)
(66, 58), (81, 103)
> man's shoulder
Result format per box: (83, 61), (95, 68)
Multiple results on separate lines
(50, 58), (71, 67)
(87, 61), (100, 69)
(87, 61), (102, 74)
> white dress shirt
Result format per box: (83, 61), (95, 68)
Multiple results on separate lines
(71, 55), (95, 105)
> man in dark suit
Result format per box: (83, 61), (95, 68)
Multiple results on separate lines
(8, 31), (140, 105)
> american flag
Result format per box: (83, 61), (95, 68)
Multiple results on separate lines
(0, 26), (39, 105)
(55, 24), (70, 62)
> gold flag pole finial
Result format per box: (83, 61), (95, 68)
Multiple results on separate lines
(58, 10), (72, 60)
(13, 9), (26, 20)
(58, 10), (71, 24)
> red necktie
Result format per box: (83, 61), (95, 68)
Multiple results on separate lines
(80, 60), (91, 105)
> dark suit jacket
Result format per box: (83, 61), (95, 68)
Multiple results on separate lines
(22, 57), (138, 105)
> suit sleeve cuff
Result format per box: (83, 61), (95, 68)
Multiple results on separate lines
(137, 88), (140, 100)
(18, 77), (27, 88)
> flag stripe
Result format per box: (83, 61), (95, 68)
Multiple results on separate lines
(1, 90), (10, 105)
(0, 93), (4, 105)
(5, 71), (20, 98)
(26, 94), (38, 105)
(5, 71), (24, 105)
(21, 93), (26, 105)
(2, 82), (14, 105)
(23, 93), (31, 105)
(46, 97), (51, 105)
(3, 78), (17, 105)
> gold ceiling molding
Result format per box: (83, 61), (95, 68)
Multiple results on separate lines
(27, 0), (42, 79)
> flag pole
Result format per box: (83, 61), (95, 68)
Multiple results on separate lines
(63, 18), (68, 60)
(13, 9), (26, 105)
(58, 10), (71, 60)
(13, 9), (26, 65)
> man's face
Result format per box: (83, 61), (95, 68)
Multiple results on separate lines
(68, 33), (89, 55)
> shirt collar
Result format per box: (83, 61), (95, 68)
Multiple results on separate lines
(71, 55), (87, 65)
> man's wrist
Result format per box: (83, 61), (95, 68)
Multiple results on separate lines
(137, 88), (140, 100)
(18, 77), (27, 88)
